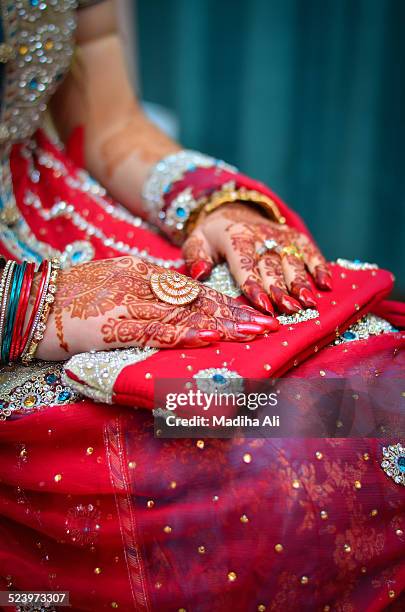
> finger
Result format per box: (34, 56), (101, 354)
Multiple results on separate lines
(258, 251), (301, 314)
(196, 288), (279, 331)
(280, 252), (317, 309)
(102, 317), (223, 349)
(222, 225), (274, 314)
(294, 234), (332, 290)
(183, 229), (214, 281)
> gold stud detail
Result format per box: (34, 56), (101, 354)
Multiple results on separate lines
(300, 576), (309, 585)
(128, 461), (136, 469)
(354, 480), (362, 490)
(363, 453), (370, 461)
(319, 370), (326, 377)
(258, 606), (266, 611)
(94, 567), (102, 574)
(370, 509), (378, 517)
(145, 373), (152, 379)
(240, 514), (249, 523)
(54, 474), (62, 482)
(315, 451), (323, 460)
(169, 481), (177, 489)
(320, 510), (328, 520)
(163, 525), (172, 534)
(388, 590), (395, 599)
(292, 479), (300, 489)
(263, 363), (271, 371)
(344, 544), (351, 553)
(395, 529), (403, 536)
(196, 440), (205, 449)
(86, 447), (94, 455)
(274, 544), (283, 553)
(243, 453), (252, 463)
(227, 571), (237, 582)
(111, 603), (118, 609)
(147, 500), (155, 509)
(198, 545), (206, 554)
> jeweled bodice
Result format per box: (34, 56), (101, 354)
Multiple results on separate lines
(0, 0), (77, 145)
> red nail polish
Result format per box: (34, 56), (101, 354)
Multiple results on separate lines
(270, 286), (301, 314)
(297, 287), (318, 308)
(256, 292), (275, 315)
(316, 271), (332, 290)
(196, 330), (221, 342)
(236, 322), (266, 335)
(249, 314), (280, 330)
(190, 261), (212, 281)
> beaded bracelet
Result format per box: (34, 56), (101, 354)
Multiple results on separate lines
(21, 258), (60, 364)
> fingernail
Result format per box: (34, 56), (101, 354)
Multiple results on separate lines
(190, 261), (212, 281)
(270, 285), (301, 314)
(297, 287), (317, 308)
(196, 330), (222, 342)
(236, 322), (266, 335)
(316, 271), (332, 290)
(249, 314), (280, 331)
(256, 292), (275, 315)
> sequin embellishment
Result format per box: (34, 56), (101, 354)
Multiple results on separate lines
(0, 361), (80, 419)
(193, 367), (244, 394)
(381, 443), (405, 486)
(62, 347), (158, 403)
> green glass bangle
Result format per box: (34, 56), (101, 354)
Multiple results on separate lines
(1, 262), (26, 363)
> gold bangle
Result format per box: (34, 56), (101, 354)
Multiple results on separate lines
(204, 186), (285, 223)
(186, 184), (286, 235)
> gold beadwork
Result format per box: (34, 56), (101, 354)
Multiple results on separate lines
(274, 544), (283, 553)
(163, 525), (172, 534)
(198, 546), (206, 554)
(227, 572), (237, 582)
(300, 576), (309, 585)
(240, 514), (249, 523)
(243, 453), (252, 464)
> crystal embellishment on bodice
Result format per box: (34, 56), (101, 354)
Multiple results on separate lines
(0, 0), (77, 145)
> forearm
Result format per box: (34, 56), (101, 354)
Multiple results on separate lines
(49, 1), (179, 219)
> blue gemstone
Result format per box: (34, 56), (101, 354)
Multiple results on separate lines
(71, 251), (83, 263)
(354, 259), (361, 264)
(342, 331), (356, 340)
(212, 373), (226, 384)
(176, 207), (186, 218)
(29, 78), (39, 90)
(45, 373), (58, 384)
(30, 0), (39, 5)
(397, 456), (405, 473)
(58, 390), (71, 402)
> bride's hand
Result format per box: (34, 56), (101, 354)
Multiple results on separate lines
(36, 256), (279, 360)
(183, 202), (332, 315)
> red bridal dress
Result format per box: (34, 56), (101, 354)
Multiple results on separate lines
(0, 2), (404, 611)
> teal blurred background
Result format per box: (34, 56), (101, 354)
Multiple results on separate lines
(136, 0), (404, 295)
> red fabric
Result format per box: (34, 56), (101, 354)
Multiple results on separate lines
(373, 300), (405, 330)
(0, 129), (404, 611)
(62, 263), (396, 408)
(0, 337), (404, 611)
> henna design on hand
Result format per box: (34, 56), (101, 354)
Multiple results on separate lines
(50, 256), (277, 355)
